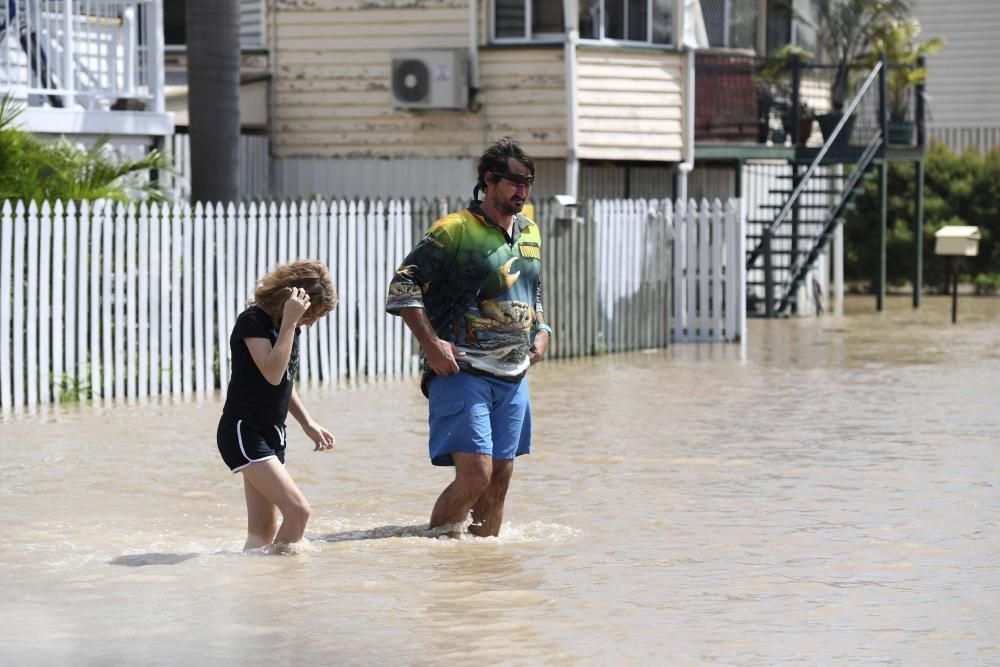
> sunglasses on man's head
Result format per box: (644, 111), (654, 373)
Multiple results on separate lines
(494, 171), (534, 187)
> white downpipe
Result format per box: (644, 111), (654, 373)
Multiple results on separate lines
(676, 49), (695, 202)
(677, 0), (708, 202)
(564, 0), (579, 199)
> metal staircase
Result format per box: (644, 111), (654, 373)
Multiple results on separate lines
(745, 61), (887, 317)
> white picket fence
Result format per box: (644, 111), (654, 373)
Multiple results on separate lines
(669, 198), (746, 342)
(0, 196), (744, 410)
(0, 198), (420, 410)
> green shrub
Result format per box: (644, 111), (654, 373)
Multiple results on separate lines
(845, 140), (1000, 291)
(0, 95), (170, 202)
(974, 273), (1000, 295)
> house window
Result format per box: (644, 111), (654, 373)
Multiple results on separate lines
(492, 0), (672, 45)
(578, 0), (674, 45)
(163, 0), (266, 51)
(765, 0), (792, 54)
(701, 0), (758, 50)
(494, 0), (565, 40)
(164, 1), (187, 46)
(580, 0), (673, 44)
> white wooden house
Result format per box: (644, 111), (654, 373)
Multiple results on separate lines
(177, 0), (694, 200)
(913, 0), (1000, 154)
(0, 0), (172, 146)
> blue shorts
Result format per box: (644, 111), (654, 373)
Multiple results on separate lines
(426, 371), (531, 467)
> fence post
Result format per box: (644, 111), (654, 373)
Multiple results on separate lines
(791, 55), (802, 146)
(763, 226), (775, 318)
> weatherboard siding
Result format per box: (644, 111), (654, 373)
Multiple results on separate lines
(271, 1), (688, 162)
(575, 49), (684, 162)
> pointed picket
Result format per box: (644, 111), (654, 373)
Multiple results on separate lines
(345, 200), (358, 381)
(51, 202), (65, 404)
(25, 202), (40, 408)
(316, 200), (333, 384)
(38, 202), (52, 404)
(330, 200), (350, 382)
(123, 203), (136, 400)
(138, 203), (150, 398)
(0, 202), (12, 410)
(64, 201), (78, 402)
(193, 203), (206, 395)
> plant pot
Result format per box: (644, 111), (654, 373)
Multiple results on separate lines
(780, 113), (814, 146)
(817, 112), (856, 151)
(757, 117), (771, 143)
(888, 120), (916, 145)
(797, 116), (814, 145)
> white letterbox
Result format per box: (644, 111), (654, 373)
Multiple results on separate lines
(934, 226), (980, 256)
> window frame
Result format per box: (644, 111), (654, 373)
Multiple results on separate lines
(491, 0), (566, 44)
(490, 0), (675, 48)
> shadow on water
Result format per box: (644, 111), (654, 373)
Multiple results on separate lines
(313, 523), (458, 542)
(109, 553), (200, 567)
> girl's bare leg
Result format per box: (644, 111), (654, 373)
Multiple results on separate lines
(241, 459), (311, 550)
(242, 474), (279, 550)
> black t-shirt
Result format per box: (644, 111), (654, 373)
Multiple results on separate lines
(222, 306), (300, 425)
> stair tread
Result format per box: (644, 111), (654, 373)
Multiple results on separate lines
(758, 203), (835, 209)
(774, 174), (846, 179)
(768, 186), (860, 195)
(768, 188), (860, 195)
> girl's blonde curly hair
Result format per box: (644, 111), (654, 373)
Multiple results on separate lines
(249, 259), (338, 325)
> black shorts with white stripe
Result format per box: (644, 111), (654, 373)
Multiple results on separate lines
(217, 414), (287, 473)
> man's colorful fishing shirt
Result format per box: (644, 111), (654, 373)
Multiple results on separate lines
(386, 201), (544, 392)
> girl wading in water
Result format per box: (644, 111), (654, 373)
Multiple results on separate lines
(216, 260), (338, 553)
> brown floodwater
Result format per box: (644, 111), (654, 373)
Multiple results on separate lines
(1, 295), (998, 665)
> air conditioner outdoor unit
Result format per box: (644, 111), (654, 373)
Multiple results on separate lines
(390, 50), (469, 110)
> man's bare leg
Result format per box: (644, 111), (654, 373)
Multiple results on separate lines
(241, 459), (311, 550)
(469, 459), (513, 537)
(429, 452), (493, 531)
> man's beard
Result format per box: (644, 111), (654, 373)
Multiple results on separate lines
(498, 198), (524, 215)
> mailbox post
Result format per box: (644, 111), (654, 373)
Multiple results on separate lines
(934, 226), (981, 323)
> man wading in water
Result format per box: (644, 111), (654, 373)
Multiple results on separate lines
(386, 137), (551, 536)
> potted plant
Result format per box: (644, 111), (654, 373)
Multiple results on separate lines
(781, 100), (815, 146)
(759, 44), (815, 145)
(811, 0), (912, 148)
(866, 18), (944, 145)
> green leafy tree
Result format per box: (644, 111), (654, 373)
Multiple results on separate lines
(844, 141), (1000, 291)
(809, 0), (912, 111)
(0, 95), (169, 202)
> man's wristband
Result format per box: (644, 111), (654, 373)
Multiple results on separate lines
(535, 323), (553, 336)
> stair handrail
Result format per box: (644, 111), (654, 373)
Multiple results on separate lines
(746, 59), (885, 270)
(775, 128), (884, 315)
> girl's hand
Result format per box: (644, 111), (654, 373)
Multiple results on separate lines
(303, 422), (335, 452)
(282, 287), (311, 326)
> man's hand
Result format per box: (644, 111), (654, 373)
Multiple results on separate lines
(400, 308), (464, 375)
(426, 337), (463, 375)
(529, 330), (549, 365)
